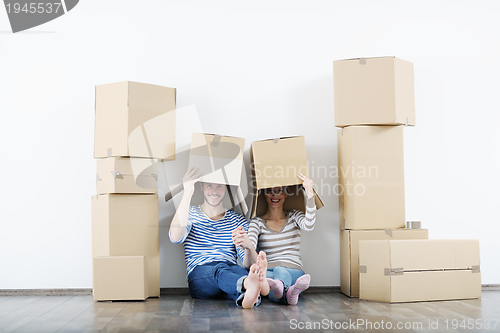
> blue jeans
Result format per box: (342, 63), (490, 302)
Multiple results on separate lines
(266, 266), (305, 304)
(187, 261), (261, 307)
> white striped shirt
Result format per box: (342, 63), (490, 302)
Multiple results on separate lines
(248, 198), (316, 270)
(169, 205), (247, 278)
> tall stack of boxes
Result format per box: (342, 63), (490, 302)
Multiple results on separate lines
(92, 81), (176, 301)
(334, 57), (480, 302)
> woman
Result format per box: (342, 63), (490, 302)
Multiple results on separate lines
(245, 173), (316, 305)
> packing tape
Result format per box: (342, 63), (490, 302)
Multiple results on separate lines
(405, 118), (409, 126)
(341, 128), (343, 135)
(385, 229), (393, 237)
(211, 134), (221, 147)
(151, 173), (158, 181)
(359, 265), (367, 274)
(107, 148), (112, 158)
(385, 268), (404, 276)
(359, 58), (366, 65)
(111, 171), (123, 179)
(406, 221), (421, 229)
(273, 138), (280, 144)
(472, 265), (481, 273)
(96, 174), (101, 181)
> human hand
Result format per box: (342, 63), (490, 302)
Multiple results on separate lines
(298, 173), (314, 199)
(182, 167), (202, 194)
(232, 226), (253, 250)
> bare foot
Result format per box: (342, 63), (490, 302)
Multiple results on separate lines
(257, 251), (270, 296)
(242, 264), (261, 309)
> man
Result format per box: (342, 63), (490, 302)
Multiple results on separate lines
(169, 167), (268, 308)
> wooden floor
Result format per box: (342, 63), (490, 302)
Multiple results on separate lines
(1, 291), (500, 333)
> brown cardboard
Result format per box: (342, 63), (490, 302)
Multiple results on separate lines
(333, 56), (415, 127)
(340, 229), (428, 297)
(91, 194), (159, 297)
(359, 239), (481, 303)
(338, 126), (405, 229)
(250, 136), (324, 218)
(96, 157), (157, 194)
(92, 256), (148, 301)
(188, 133), (244, 186)
(94, 81), (176, 159)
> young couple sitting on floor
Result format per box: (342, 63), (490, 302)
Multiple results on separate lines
(169, 167), (317, 309)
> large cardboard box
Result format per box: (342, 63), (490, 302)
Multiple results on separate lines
(250, 136), (324, 218)
(91, 194), (159, 297)
(333, 56), (415, 127)
(93, 256), (148, 301)
(338, 126), (405, 230)
(188, 133), (244, 186)
(94, 81), (176, 159)
(340, 228), (428, 297)
(359, 239), (481, 303)
(96, 157), (157, 194)
(188, 133), (248, 215)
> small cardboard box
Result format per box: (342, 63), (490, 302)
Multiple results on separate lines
(96, 157), (157, 194)
(91, 194), (159, 297)
(338, 126), (405, 230)
(94, 81), (176, 159)
(340, 228), (428, 297)
(359, 239), (481, 303)
(188, 133), (245, 186)
(93, 256), (148, 301)
(333, 56), (415, 127)
(250, 136), (324, 218)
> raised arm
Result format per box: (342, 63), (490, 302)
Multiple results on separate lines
(296, 173), (317, 230)
(169, 167), (202, 243)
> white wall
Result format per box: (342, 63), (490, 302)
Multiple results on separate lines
(1, 0), (499, 289)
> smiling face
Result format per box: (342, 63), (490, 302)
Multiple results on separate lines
(264, 186), (288, 209)
(200, 182), (226, 207)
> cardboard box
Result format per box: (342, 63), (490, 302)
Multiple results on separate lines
(333, 56), (415, 127)
(250, 136), (324, 218)
(359, 239), (481, 303)
(338, 126), (405, 229)
(188, 133), (245, 186)
(96, 157), (157, 194)
(93, 256), (148, 301)
(340, 228), (428, 297)
(94, 81), (176, 159)
(91, 194), (159, 297)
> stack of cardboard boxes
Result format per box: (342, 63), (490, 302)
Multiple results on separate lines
(334, 57), (480, 302)
(91, 81), (176, 301)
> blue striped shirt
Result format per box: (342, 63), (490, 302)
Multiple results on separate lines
(169, 205), (248, 278)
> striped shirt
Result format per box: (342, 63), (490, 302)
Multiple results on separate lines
(248, 197), (316, 270)
(169, 205), (248, 278)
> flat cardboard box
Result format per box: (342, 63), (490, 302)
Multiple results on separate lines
(250, 136), (324, 218)
(91, 194), (159, 297)
(333, 56), (415, 127)
(188, 133), (244, 186)
(94, 81), (176, 159)
(96, 157), (157, 194)
(340, 228), (428, 297)
(338, 126), (405, 229)
(359, 239), (481, 303)
(93, 256), (148, 301)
